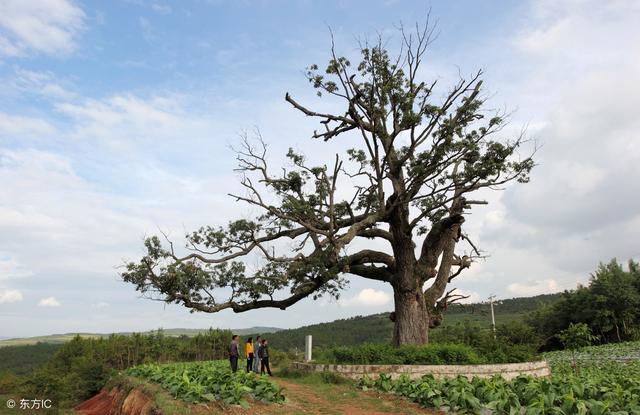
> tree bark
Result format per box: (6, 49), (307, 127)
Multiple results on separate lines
(392, 287), (429, 346)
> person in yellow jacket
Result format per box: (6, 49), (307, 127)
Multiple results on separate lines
(245, 337), (254, 373)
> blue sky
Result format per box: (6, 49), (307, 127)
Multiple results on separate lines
(1, 0), (639, 338)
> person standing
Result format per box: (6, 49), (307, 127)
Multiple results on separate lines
(245, 337), (254, 373)
(228, 334), (239, 373)
(252, 335), (261, 373)
(259, 338), (272, 376)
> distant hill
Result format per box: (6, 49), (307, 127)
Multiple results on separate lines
(250, 292), (563, 351)
(0, 326), (282, 347)
(445, 293), (562, 322)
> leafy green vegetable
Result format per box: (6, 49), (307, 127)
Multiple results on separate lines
(126, 360), (285, 406)
(358, 361), (640, 413)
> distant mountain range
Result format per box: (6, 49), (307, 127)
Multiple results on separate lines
(0, 326), (282, 347)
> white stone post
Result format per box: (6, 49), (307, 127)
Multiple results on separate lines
(304, 335), (312, 362)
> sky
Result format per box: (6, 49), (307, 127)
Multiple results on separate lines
(0, 0), (639, 338)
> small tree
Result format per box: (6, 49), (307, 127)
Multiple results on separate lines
(558, 322), (597, 373)
(121, 21), (534, 346)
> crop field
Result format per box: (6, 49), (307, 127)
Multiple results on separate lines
(359, 360), (640, 414)
(126, 360), (285, 407)
(543, 341), (640, 365)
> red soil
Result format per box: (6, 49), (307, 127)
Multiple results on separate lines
(75, 386), (158, 415)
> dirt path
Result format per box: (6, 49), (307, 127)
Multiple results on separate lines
(269, 377), (442, 415)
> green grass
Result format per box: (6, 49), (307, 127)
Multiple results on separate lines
(0, 334), (102, 347)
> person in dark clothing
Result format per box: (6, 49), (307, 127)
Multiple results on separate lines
(229, 334), (240, 373)
(245, 337), (254, 373)
(258, 338), (272, 376)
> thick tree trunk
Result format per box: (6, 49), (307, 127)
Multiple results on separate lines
(392, 287), (429, 346)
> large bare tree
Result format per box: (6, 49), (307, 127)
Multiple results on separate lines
(122, 22), (534, 346)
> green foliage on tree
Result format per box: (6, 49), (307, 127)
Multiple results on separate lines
(527, 259), (640, 347)
(0, 343), (62, 376)
(558, 323), (597, 374)
(558, 323), (597, 351)
(121, 20), (534, 346)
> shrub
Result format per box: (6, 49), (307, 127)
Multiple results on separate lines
(269, 349), (296, 369)
(473, 340), (536, 363)
(318, 343), (483, 365)
(316, 341), (538, 365)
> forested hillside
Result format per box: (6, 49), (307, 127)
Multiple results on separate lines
(0, 343), (63, 375)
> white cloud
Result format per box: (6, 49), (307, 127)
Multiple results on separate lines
(464, 0), (640, 296)
(151, 3), (172, 15)
(0, 254), (32, 280)
(507, 279), (560, 297)
(0, 289), (23, 304)
(0, 0), (86, 57)
(340, 288), (391, 307)
(0, 113), (56, 137)
(138, 17), (155, 41)
(9, 69), (76, 100)
(515, 0), (640, 60)
(91, 302), (110, 309)
(449, 289), (482, 304)
(55, 93), (193, 143)
(38, 296), (61, 307)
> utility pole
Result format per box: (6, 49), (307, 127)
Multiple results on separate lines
(488, 294), (496, 339)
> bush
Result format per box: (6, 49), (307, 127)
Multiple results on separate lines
(496, 320), (542, 347)
(317, 343), (483, 365)
(430, 321), (539, 363)
(316, 340), (538, 365)
(269, 349), (296, 369)
(473, 340), (536, 363)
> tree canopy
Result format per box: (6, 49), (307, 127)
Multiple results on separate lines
(528, 259), (640, 345)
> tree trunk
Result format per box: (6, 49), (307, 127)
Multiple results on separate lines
(392, 287), (429, 346)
